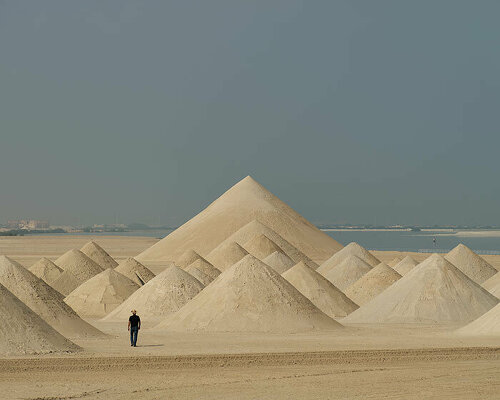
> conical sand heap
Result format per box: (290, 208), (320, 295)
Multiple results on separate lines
(103, 266), (204, 323)
(243, 234), (283, 260)
(445, 244), (497, 284)
(282, 261), (358, 318)
(344, 263), (402, 306)
(317, 242), (380, 275)
(0, 283), (80, 356)
(322, 255), (372, 291)
(154, 255), (342, 333)
(64, 268), (139, 318)
(457, 303), (500, 336)
(52, 249), (104, 296)
(482, 272), (500, 298)
(176, 249), (207, 269)
(80, 241), (118, 269)
(185, 264), (212, 286)
(344, 254), (499, 324)
(114, 257), (155, 286)
(29, 257), (63, 286)
(392, 255), (419, 275)
(206, 241), (249, 271)
(263, 251), (295, 274)
(0, 256), (104, 338)
(186, 258), (221, 281)
(387, 256), (403, 267)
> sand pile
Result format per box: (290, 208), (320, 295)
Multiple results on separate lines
(52, 249), (104, 295)
(445, 244), (497, 284)
(103, 266), (204, 323)
(282, 262), (358, 318)
(29, 257), (63, 286)
(344, 254), (499, 324)
(392, 255), (419, 275)
(242, 234), (283, 260)
(387, 256), (403, 267)
(185, 264), (212, 286)
(114, 257), (155, 286)
(136, 176), (342, 264)
(206, 241), (249, 271)
(482, 272), (500, 298)
(317, 242), (380, 275)
(344, 263), (402, 306)
(64, 268), (139, 318)
(0, 283), (79, 356)
(457, 303), (500, 336)
(322, 255), (372, 291)
(186, 258), (221, 281)
(262, 251), (295, 274)
(176, 249), (207, 269)
(154, 255), (342, 333)
(0, 256), (104, 338)
(80, 241), (118, 269)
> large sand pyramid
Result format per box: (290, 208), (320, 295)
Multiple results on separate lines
(176, 249), (207, 269)
(344, 254), (499, 325)
(322, 255), (372, 291)
(29, 257), (63, 286)
(206, 241), (249, 271)
(154, 255), (342, 333)
(262, 251), (295, 274)
(52, 249), (105, 295)
(282, 261), (358, 318)
(317, 242), (380, 275)
(392, 255), (419, 275)
(186, 258), (221, 281)
(0, 283), (80, 356)
(185, 264), (213, 286)
(482, 272), (500, 298)
(64, 268), (140, 318)
(445, 244), (497, 284)
(136, 176), (342, 264)
(0, 256), (104, 338)
(387, 256), (403, 267)
(243, 234), (283, 260)
(103, 266), (204, 323)
(457, 303), (500, 336)
(114, 257), (155, 286)
(344, 263), (402, 306)
(80, 241), (118, 269)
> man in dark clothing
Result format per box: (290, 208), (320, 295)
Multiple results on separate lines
(128, 309), (141, 347)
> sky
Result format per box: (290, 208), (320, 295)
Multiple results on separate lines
(1, 1), (500, 227)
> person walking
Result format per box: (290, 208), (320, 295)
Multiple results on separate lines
(128, 309), (141, 347)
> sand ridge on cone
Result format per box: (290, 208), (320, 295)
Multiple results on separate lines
(29, 257), (63, 286)
(282, 261), (358, 318)
(387, 257), (403, 267)
(185, 264), (213, 286)
(154, 255), (342, 333)
(114, 257), (155, 286)
(175, 249), (208, 269)
(317, 242), (380, 275)
(445, 244), (497, 284)
(262, 251), (295, 274)
(206, 241), (249, 271)
(80, 241), (118, 269)
(322, 255), (372, 291)
(186, 258), (221, 281)
(103, 266), (204, 323)
(243, 234), (283, 260)
(344, 263), (402, 306)
(0, 283), (80, 356)
(343, 254), (499, 325)
(457, 303), (500, 336)
(482, 272), (500, 298)
(0, 256), (104, 338)
(64, 268), (140, 318)
(52, 249), (105, 295)
(392, 255), (419, 275)
(136, 176), (342, 265)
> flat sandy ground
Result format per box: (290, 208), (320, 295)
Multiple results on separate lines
(1, 236), (499, 399)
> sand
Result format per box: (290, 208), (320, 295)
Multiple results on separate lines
(262, 251), (295, 273)
(185, 264), (213, 286)
(392, 255), (419, 275)
(317, 242), (380, 274)
(186, 258), (221, 281)
(80, 241), (119, 269)
(344, 262), (402, 306)
(282, 261), (358, 317)
(29, 257), (63, 286)
(482, 272), (500, 298)
(206, 241), (249, 271)
(154, 255), (342, 333)
(387, 256), (403, 267)
(445, 244), (497, 284)
(344, 254), (499, 324)
(136, 176), (341, 264)
(322, 254), (372, 291)
(175, 249), (207, 269)
(457, 303), (500, 336)
(243, 234), (284, 260)
(64, 268), (139, 318)
(114, 257), (155, 286)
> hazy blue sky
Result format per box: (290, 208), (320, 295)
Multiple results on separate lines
(1, 1), (499, 226)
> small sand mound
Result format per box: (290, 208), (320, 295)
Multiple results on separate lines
(176, 249), (207, 269)
(185, 264), (212, 286)
(206, 241), (249, 271)
(344, 263), (402, 306)
(103, 266), (204, 323)
(282, 262), (358, 318)
(52, 249), (104, 295)
(317, 242), (380, 274)
(387, 256), (403, 267)
(243, 234), (283, 260)
(0, 283), (80, 356)
(262, 251), (295, 274)
(445, 244), (497, 284)
(482, 272), (500, 298)
(392, 255), (419, 275)
(344, 254), (499, 324)
(115, 257), (155, 286)
(322, 255), (372, 291)
(80, 241), (118, 269)
(64, 268), (139, 318)
(154, 255), (341, 333)
(186, 259), (221, 281)
(0, 256), (104, 338)
(457, 303), (500, 336)
(29, 257), (63, 286)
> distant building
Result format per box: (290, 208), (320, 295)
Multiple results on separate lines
(7, 220), (49, 230)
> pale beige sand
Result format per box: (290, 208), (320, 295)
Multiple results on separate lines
(185, 264), (213, 285)
(387, 256), (403, 267)
(175, 249), (206, 268)
(243, 233), (284, 259)
(445, 244), (497, 284)
(322, 254), (372, 290)
(262, 251), (295, 273)
(114, 257), (155, 286)
(29, 257), (63, 285)
(80, 241), (118, 269)
(317, 242), (380, 274)
(392, 254), (419, 275)
(186, 258), (221, 280)
(458, 303), (500, 336)
(206, 241), (249, 271)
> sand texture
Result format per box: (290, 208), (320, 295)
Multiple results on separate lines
(392, 255), (419, 275)
(322, 254), (372, 290)
(29, 257), (63, 286)
(458, 303), (500, 336)
(80, 241), (119, 269)
(317, 242), (380, 274)
(445, 244), (497, 284)
(114, 257), (155, 286)
(186, 258), (221, 281)
(185, 264), (213, 286)
(206, 241), (249, 271)
(262, 251), (295, 274)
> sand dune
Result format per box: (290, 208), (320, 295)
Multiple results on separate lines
(322, 255), (372, 291)
(80, 241), (118, 269)
(114, 257), (155, 286)
(445, 244), (497, 284)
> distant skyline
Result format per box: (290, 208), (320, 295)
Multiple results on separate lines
(2, 1), (500, 227)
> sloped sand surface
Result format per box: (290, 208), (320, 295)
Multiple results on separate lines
(322, 255), (372, 291)
(243, 234), (283, 260)
(392, 255), (419, 275)
(186, 258), (221, 281)
(115, 257), (155, 286)
(262, 251), (295, 274)
(29, 257), (63, 286)
(387, 256), (403, 267)
(317, 242), (380, 274)
(445, 244), (497, 284)
(80, 241), (118, 269)
(482, 271), (500, 298)
(457, 303), (500, 336)
(206, 241), (249, 271)
(185, 264), (213, 286)
(176, 249), (207, 269)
